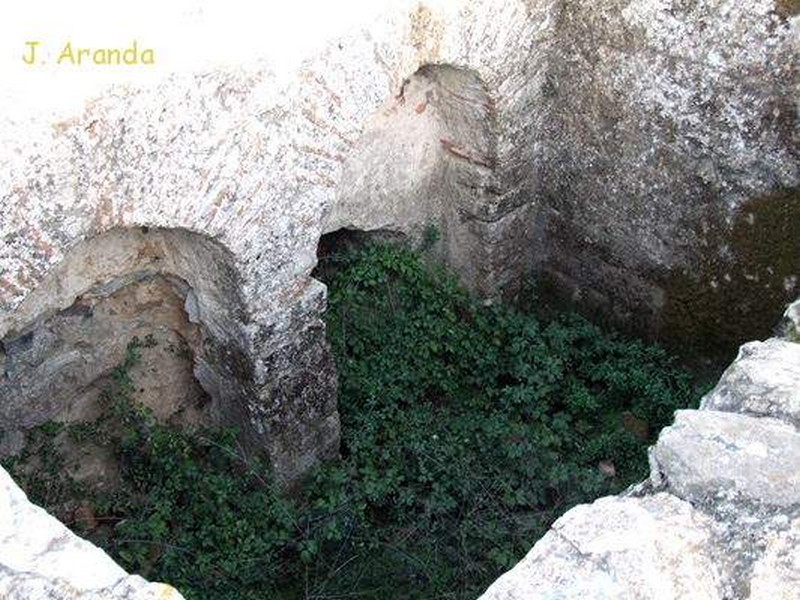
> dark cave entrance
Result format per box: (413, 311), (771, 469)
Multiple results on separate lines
(312, 227), (408, 285)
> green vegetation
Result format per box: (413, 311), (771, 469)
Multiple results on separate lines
(4, 242), (701, 599)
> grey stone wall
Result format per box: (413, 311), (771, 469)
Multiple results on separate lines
(533, 0), (799, 358)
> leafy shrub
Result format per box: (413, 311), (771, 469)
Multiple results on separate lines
(304, 243), (698, 597)
(3, 243), (700, 599)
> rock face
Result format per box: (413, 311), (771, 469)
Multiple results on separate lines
(328, 63), (533, 296)
(0, 227), (340, 486)
(481, 322), (800, 600)
(0, 0), (558, 484)
(0, 466), (183, 600)
(534, 0), (799, 358)
(0, 273), (207, 440)
(700, 339), (800, 427)
(0, 0), (797, 482)
(0, 2), (797, 597)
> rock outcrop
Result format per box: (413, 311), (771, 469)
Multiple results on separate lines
(480, 301), (800, 599)
(652, 409), (800, 508)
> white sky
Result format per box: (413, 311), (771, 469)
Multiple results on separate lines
(0, 0), (405, 122)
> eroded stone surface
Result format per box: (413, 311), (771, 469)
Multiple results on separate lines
(651, 410), (800, 508)
(0, 275), (207, 432)
(0, 2), (797, 598)
(479, 493), (725, 600)
(533, 0), (799, 355)
(0, 466), (183, 600)
(749, 519), (800, 600)
(1, 274), (213, 496)
(700, 339), (800, 427)
(781, 298), (800, 342)
(0, 226), (339, 487)
(1, 0), (797, 486)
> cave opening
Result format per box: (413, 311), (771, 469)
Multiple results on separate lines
(0, 226), (262, 490)
(0, 272), (210, 498)
(311, 227), (408, 285)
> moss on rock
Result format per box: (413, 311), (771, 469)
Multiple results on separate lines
(775, 0), (800, 19)
(661, 188), (800, 362)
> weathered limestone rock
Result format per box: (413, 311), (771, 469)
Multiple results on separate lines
(0, 465), (183, 600)
(0, 567), (183, 600)
(328, 63), (532, 297)
(651, 409), (800, 509)
(700, 339), (800, 427)
(534, 0), (799, 357)
(781, 298), (800, 342)
(0, 2), (796, 597)
(749, 519), (800, 600)
(0, 274), (206, 429)
(0, 0), (558, 484)
(479, 493), (726, 599)
(1, 0), (797, 484)
(0, 227), (339, 487)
